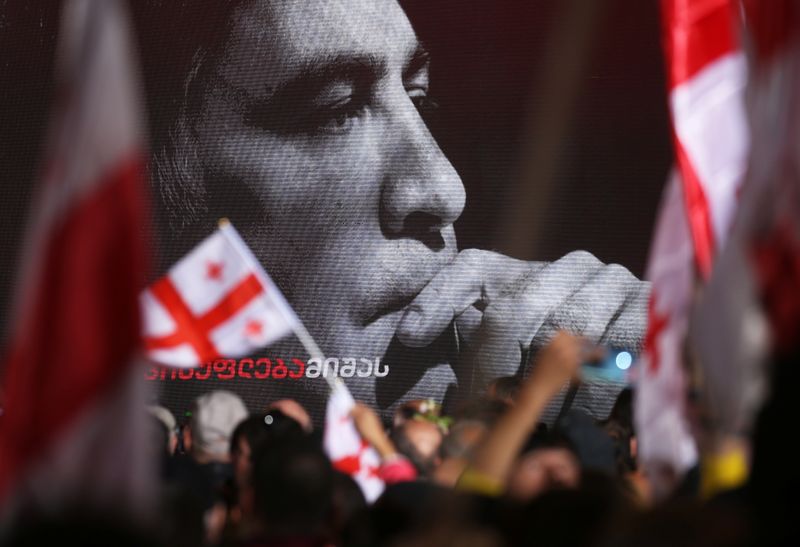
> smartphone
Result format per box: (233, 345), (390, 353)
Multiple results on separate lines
(581, 347), (635, 383)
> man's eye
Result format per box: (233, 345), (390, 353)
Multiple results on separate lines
(413, 95), (438, 114)
(309, 97), (368, 134)
(409, 91), (439, 121)
(245, 93), (368, 135)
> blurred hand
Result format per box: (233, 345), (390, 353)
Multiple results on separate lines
(351, 403), (383, 441)
(461, 331), (594, 488)
(524, 331), (587, 401)
(351, 403), (395, 458)
(397, 249), (648, 390)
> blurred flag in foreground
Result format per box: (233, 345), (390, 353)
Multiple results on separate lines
(691, 1), (800, 442)
(141, 220), (299, 367)
(0, 0), (152, 515)
(323, 381), (385, 503)
(636, 0), (748, 494)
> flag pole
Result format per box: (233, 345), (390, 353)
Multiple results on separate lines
(217, 218), (336, 391)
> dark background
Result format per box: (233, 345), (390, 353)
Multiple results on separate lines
(0, 0), (671, 349)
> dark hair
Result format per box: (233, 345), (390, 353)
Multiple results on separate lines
(251, 436), (334, 538)
(132, 1), (251, 273)
(602, 387), (636, 474)
(389, 421), (442, 477)
(604, 387), (634, 436)
(521, 424), (574, 456)
(148, 415), (171, 459)
(439, 419), (487, 460)
(229, 410), (305, 457)
(488, 375), (522, 402)
(330, 471), (368, 544)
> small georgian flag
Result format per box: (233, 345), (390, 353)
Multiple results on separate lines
(323, 380), (385, 503)
(141, 221), (299, 367)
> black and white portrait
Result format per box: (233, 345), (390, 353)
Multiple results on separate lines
(2, 0), (672, 423)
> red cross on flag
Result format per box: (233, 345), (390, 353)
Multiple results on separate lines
(142, 221), (299, 367)
(323, 380), (385, 503)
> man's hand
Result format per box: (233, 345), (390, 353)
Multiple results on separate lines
(396, 249), (649, 389)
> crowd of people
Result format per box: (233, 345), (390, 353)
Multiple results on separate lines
(6, 332), (797, 547)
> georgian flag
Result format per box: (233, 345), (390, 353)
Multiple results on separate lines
(636, 0), (748, 493)
(0, 0), (153, 515)
(663, 0), (749, 279)
(323, 381), (385, 503)
(635, 173), (699, 487)
(142, 222), (299, 367)
(691, 0), (800, 439)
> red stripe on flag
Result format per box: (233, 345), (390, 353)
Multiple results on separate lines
(662, 0), (737, 88)
(0, 154), (148, 500)
(145, 274), (265, 361)
(674, 138), (716, 279)
(142, 330), (186, 352)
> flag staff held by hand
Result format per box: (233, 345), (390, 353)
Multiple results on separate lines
(216, 218), (335, 391)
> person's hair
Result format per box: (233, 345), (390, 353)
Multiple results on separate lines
(438, 419), (486, 460)
(251, 436), (334, 538)
(602, 387), (636, 474)
(389, 421), (441, 477)
(148, 415), (171, 459)
(520, 424), (574, 457)
(330, 471), (368, 544)
(603, 387), (634, 436)
(131, 1), (250, 273)
(229, 410), (305, 457)
(487, 375), (522, 402)
(604, 421), (636, 475)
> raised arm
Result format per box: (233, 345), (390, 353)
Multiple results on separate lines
(458, 331), (586, 495)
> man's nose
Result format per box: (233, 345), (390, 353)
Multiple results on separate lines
(380, 102), (465, 238)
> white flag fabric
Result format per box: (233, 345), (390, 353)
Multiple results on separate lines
(662, 0), (749, 277)
(142, 222), (299, 367)
(636, 0), (749, 493)
(636, 174), (699, 484)
(690, 0), (800, 437)
(323, 381), (385, 503)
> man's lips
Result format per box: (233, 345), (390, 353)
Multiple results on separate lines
(362, 279), (426, 327)
(361, 239), (456, 326)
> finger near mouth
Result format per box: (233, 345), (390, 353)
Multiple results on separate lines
(361, 279), (425, 327)
(361, 242), (453, 326)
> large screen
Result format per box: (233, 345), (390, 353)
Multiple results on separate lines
(1, 0), (671, 424)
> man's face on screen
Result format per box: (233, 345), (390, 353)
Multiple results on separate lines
(190, 0), (465, 404)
